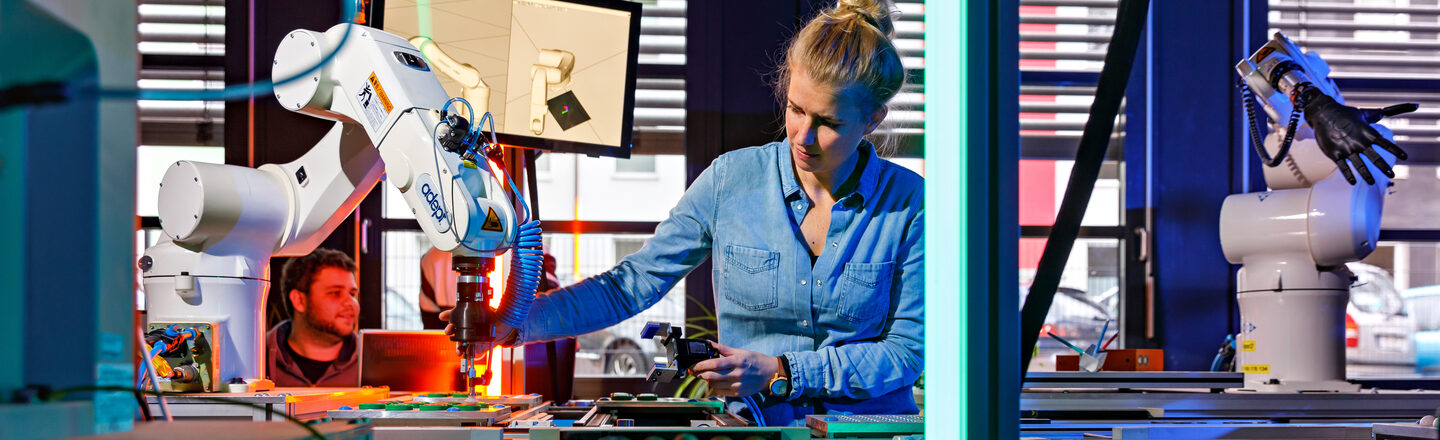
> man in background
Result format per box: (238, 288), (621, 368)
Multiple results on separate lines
(266, 248), (360, 386)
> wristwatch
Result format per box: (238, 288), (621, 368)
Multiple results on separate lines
(767, 356), (791, 398)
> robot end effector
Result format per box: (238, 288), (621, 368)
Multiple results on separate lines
(1237, 32), (1419, 185)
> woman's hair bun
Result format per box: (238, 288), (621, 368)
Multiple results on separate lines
(832, 0), (896, 37)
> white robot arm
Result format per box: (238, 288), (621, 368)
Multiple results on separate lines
(1219, 33), (1417, 392)
(140, 24), (531, 392)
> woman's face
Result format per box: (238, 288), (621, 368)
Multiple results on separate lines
(784, 69), (886, 177)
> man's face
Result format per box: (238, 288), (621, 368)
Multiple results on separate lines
(297, 266), (359, 338)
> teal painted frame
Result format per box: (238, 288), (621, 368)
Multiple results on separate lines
(925, 0), (1018, 437)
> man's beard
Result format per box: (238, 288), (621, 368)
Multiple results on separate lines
(304, 313), (354, 339)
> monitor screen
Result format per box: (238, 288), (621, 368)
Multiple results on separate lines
(383, 0), (641, 157)
(359, 330), (466, 392)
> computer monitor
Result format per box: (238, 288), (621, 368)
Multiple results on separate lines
(383, 0), (641, 158)
(358, 330), (466, 392)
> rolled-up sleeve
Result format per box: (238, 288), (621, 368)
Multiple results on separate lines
(518, 162), (721, 343)
(784, 206), (924, 400)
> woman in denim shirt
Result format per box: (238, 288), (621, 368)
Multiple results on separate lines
(446, 0), (922, 426)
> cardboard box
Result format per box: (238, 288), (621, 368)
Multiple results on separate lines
(1056, 349), (1164, 371)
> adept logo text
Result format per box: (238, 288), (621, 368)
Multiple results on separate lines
(414, 173), (452, 233)
(421, 182), (447, 222)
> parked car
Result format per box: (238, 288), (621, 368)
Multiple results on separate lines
(1345, 263), (1416, 366)
(1402, 285), (1440, 375)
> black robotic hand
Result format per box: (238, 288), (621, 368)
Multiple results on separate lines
(1298, 85), (1418, 185)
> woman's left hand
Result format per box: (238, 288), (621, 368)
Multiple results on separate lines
(691, 342), (779, 397)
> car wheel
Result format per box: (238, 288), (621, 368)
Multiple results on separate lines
(604, 342), (645, 376)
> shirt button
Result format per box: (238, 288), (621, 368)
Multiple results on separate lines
(816, 280), (822, 286)
(800, 280), (806, 286)
(831, 242), (837, 247)
(800, 320), (809, 327)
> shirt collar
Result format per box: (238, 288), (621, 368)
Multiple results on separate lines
(777, 138), (881, 205)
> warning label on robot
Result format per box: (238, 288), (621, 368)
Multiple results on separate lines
(1241, 340), (1255, 352)
(482, 207), (504, 232)
(358, 72), (393, 129)
(1241, 364), (1270, 374)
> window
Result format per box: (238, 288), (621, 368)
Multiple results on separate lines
(135, 0), (227, 308)
(1016, 0), (1130, 372)
(382, 231), (430, 330)
(1270, 0), (1440, 374)
(614, 237), (648, 261)
(877, 0), (924, 156)
(614, 155), (657, 175)
(535, 153), (552, 176)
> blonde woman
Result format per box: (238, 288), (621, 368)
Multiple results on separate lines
(444, 0), (922, 425)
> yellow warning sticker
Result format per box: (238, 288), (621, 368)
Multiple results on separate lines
(1241, 340), (1256, 352)
(1241, 364), (1270, 374)
(481, 207), (504, 232)
(368, 73), (393, 113)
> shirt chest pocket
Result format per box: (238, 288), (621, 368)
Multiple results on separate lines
(721, 244), (780, 311)
(838, 261), (896, 323)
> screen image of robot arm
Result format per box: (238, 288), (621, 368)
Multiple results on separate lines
(530, 49), (575, 134)
(409, 36), (491, 120)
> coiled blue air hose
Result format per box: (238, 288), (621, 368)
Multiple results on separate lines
(500, 220), (544, 328)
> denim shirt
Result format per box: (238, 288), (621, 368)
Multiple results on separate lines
(519, 140), (924, 424)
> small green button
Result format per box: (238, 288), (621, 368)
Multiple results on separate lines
(609, 392), (634, 401)
(636, 393), (658, 401)
(452, 405), (480, 411)
(426, 393), (449, 397)
(357, 403), (384, 410)
(384, 404), (413, 411)
(451, 393), (469, 398)
(419, 405), (446, 411)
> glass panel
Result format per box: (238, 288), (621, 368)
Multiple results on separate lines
(1021, 238), (1121, 372)
(1380, 164), (1440, 230)
(382, 183), (416, 220)
(1019, 84), (1126, 160)
(537, 153), (686, 221)
(1019, 3), (1116, 73)
(888, 157), (925, 177)
(614, 155), (657, 174)
(1018, 160), (1122, 227)
(136, 146), (224, 217)
(545, 233), (687, 377)
(135, 228), (165, 310)
(382, 230), (430, 330)
(1270, 1), (1440, 79)
(1354, 242), (1440, 375)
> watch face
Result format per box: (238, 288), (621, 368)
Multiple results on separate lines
(770, 379), (789, 396)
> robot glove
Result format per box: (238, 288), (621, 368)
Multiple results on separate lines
(1298, 86), (1416, 185)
